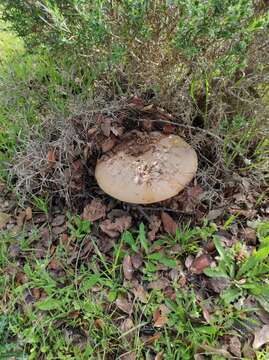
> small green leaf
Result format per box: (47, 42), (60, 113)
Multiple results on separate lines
(36, 298), (61, 311)
(203, 267), (229, 278)
(159, 257), (177, 268)
(139, 223), (148, 253)
(122, 231), (138, 252)
(107, 290), (117, 303)
(213, 236), (227, 261)
(81, 274), (100, 292)
(221, 287), (241, 304)
(148, 253), (162, 261)
(144, 261), (157, 272)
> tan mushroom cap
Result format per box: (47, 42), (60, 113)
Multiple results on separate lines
(95, 132), (198, 204)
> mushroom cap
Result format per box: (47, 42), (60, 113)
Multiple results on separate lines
(95, 132), (198, 204)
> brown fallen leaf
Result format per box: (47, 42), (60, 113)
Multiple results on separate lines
(229, 336), (241, 357)
(243, 227), (257, 244)
(202, 307), (211, 323)
(161, 212), (177, 235)
(123, 255), (134, 280)
(116, 296), (133, 315)
(253, 325), (269, 349)
(207, 277), (231, 293)
(128, 95), (145, 110)
(102, 137), (117, 153)
(48, 259), (60, 270)
(120, 317), (134, 336)
(100, 216), (132, 238)
(111, 125), (124, 137)
(101, 118), (111, 137)
(132, 284), (149, 303)
(163, 124), (175, 134)
(153, 307), (168, 328)
(206, 208), (223, 221)
(144, 332), (161, 345)
(52, 215), (65, 227)
(47, 149), (56, 168)
(52, 224), (67, 235)
(82, 199), (106, 222)
(94, 318), (104, 329)
(131, 253), (143, 269)
(25, 207), (33, 221)
(155, 353), (163, 360)
(190, 254), (211, 274)
(15, 272), (28, 285)
(147, 278), (170, 290)
(16, 211), (26, 228)
(148, 215), (161, 241)
(198, 344), (233, 359)
(120, 352), (136, 360)
(31, 288), (41, 300)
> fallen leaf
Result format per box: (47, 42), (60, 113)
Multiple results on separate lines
(111, 125), (124, 137)
(52, 224), (67, 235)
(207, 277), (231, 293)
(202, 307), (211, 323)
(148, 215), (161, 241)
(190, 254), (211, 274)
(25, 207), (32, 220)
(144, 332), (161, 344)
(198, 344), (233, 359)
(8, 244), (20, 259)
(147, 278), (170, 290)
(120, 317), (134, 334)
(47, 149), (56, 168)
(229, 336), (241, 357)
(128, 95), (145, 110)
(15, 272), (28, 285)
(185, 255), (194, 270)
(31, 288), (41, 300)
(16, 211), (26, 228)
(120, 352), (136, 360)
(123, 255), (134, 280)
(82, 199), (106, 222)
(153, 307), (168, 327)
(163, 124), (175, 134)
(253, 325), (269, 349)
(87, 127), (98, 136)
(48, 259), (60, 270)
(94, 318), (104, 329)
(207, 208), (223, 221)
(116, 296), (133, 314)
(132, 284), (149, 303)
(100, 216), (132, 238)
(161, 212), (177, 235)
(102, 137), (117, 153)
(243, 227), (256, 244)
(155, 353), (163, 360)
(101, 118), (111, 137)
(52, 215), (65, 227)
(131, 253), (143, 269)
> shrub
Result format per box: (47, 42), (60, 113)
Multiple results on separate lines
(1, 1), (268, 118)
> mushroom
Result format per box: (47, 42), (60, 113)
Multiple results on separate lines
(95, 132), (198, 204)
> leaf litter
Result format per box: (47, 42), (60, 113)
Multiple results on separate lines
(1, 97), (269, 358)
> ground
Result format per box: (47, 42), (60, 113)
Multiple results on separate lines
(0, 13), (269, 360)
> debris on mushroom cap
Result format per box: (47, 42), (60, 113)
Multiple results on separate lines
(95, 131), (198, 204)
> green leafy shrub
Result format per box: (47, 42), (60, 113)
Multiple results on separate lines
(1, 1), (268, 116)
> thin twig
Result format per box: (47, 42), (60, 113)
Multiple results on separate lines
(135, 118), (224, 143)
